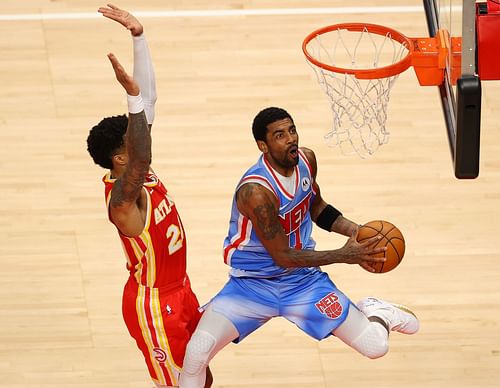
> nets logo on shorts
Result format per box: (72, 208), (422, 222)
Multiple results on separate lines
(315, 292), (343, 319)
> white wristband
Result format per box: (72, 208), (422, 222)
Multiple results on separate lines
(132, 34), (145, 42)
(127, 93), (144, 114)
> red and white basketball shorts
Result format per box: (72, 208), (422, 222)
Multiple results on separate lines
(122, 276), (202, 386)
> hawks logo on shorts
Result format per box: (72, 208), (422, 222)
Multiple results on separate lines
(315, 292), (343, 319)
(153, 347), (167, 363)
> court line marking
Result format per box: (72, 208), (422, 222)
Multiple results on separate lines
(0, 5), (462, 21)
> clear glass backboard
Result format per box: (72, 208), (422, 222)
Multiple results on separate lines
(423, 0), (481, 179)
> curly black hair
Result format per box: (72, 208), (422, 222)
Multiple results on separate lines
(87, 114), (128, 169)
(251, 107), (293, 142)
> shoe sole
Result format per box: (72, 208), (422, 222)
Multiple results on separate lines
(390, 303), (419, 334)
(391, 303), (418, 319)
(358, 298), (418, 319)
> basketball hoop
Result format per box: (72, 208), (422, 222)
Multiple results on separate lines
(303, 22), (459, 157)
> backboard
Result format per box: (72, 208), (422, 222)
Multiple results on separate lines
(423, 0), (481, 179)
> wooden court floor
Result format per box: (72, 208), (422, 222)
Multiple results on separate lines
(1, 1), (500, 387)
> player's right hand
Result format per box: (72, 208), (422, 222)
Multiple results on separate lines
(340, 230), (386, 273)
(98, 4), (144, 36)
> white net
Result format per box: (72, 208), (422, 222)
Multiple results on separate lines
(305, 27), (410, 157)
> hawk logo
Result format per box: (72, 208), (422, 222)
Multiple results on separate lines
(301, 177), (310, 191)
(153, 347), (167, 363)
(315, 292), (343, 319)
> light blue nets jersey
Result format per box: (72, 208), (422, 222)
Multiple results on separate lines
(223, 149), (317, 277)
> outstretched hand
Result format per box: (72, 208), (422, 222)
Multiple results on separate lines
(98, 3), (144, 36)
(341, 229), (387, 273)
(107, 53), (140, 96)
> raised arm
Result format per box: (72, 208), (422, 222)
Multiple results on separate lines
(108, 53), (151, 236)
(236, 183), (386, 272)
(99, 4), (157, 125)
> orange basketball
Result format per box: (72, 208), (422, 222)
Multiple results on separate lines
(356, 220), (405, 273)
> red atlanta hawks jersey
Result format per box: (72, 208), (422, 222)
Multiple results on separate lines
(103, 172), (187, 287)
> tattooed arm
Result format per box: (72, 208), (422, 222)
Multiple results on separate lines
(236, 183), (386, 272)
(108, 53), (152, 237)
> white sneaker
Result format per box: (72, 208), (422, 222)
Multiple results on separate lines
(357, 297), (420, 334)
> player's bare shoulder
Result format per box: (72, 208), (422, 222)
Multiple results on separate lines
(236, 182), (279, 217)
(237, 182), (273, 205)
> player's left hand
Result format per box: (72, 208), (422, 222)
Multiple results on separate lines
(98, 4), (144, 36)
(107, 53), (140, 96)
(341, 229), (386, 273)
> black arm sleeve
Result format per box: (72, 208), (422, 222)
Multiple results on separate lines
(316, 204), (342, 231)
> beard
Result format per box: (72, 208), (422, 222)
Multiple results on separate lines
(276, 148), (299, 169)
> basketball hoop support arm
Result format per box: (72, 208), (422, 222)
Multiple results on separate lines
(411, 30), (462, 86)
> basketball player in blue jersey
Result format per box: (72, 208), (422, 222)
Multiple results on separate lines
(179, 107), (420, 388)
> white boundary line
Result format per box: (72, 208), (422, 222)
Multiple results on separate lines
(0, 5), (462, 21)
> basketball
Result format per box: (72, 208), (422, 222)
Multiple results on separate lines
(356, 220), (405, 273)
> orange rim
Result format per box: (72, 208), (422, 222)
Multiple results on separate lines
(302, 23), (414, 79)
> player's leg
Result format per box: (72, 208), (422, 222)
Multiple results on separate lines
(204, 366), (213, 388)
(122, 279), (182, 386)
(333, 297), (419, 359)
(151, 371), (212, 388)
(180, 303), (239, 388)
(333, 303), (390, 359)
(280, 268), (354, 339)
(154, 383), (177, 388)
(279, 269), (418, 359)
(180, 276), (279, 388)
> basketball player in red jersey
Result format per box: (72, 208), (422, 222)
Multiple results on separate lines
(86, 5), (212, 387)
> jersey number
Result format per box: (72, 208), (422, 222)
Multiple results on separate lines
(166, 220), (184, 255)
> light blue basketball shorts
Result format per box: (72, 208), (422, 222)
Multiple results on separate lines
(210, 267), (354, 342)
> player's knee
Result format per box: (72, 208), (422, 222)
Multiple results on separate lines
(351, 324), (389, 359)
(362, 341), (389, 359)
(183, 330), (216, 376)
